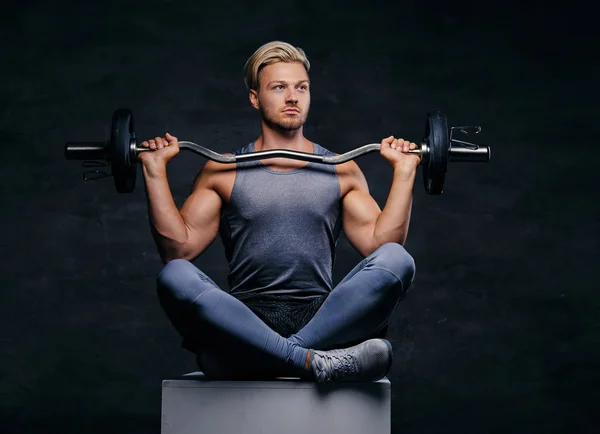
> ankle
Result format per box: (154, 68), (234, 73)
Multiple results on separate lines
(303, 349), (313, 370)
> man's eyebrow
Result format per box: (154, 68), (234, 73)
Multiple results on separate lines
(267, 79), (310, 86)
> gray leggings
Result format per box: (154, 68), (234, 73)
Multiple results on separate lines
(156, 242), (416, 379)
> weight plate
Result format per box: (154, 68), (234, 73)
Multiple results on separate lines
(423, 111), (449, 195)
(110, 108), (137, 193)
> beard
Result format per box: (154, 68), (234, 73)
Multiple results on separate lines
(260, 105), (307, 132)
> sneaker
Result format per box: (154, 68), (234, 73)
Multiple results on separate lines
(310, 338), (393, 383)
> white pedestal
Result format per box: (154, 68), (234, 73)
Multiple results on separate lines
(161, 371), (391, 434)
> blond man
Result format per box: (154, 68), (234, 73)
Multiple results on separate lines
(140, 41), (420, 382)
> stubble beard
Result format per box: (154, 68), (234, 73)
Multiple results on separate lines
(260, 105), (307, 132)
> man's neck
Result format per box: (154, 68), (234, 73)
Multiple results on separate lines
(254, 125), (312, 152)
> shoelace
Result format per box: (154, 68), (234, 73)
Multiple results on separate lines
(320, 352), (360, 380)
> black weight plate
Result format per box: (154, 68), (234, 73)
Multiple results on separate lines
(423, 111), (449, 194)
(110, 108), (137, 193)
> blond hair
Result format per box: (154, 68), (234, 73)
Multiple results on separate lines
(244, 41), (311, 91)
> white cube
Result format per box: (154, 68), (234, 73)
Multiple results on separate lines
(161, 371), (391, 434)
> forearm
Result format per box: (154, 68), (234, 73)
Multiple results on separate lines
(142, 164), (189, 262)
(373, 168), (416, 246)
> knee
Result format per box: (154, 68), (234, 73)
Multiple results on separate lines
(156, 259), (203, 303)
(371, 242), (416, 289)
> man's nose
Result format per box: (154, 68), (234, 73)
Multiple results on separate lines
(286, 89), (298, 103)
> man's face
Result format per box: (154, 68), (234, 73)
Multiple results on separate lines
(250, 61), (310, 132)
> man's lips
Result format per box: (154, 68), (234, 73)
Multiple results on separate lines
(283, 108), (300, 113)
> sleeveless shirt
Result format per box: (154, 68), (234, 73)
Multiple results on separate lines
(218, 141), (342, 336)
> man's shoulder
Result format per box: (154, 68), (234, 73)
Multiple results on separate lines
(202, 142), (253, 171)
(313, 143), (362, 174)
(230, 142), (254, 156)
(312, 142), (337, 157)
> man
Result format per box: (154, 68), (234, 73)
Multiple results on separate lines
(139, 41), (420, 382)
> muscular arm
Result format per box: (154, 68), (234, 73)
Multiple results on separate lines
(341, 162), (415, 257)
(144, 160), (224, 263)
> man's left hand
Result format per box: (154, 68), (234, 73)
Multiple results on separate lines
(380, 136), (421, 176)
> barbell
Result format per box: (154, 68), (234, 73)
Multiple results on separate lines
(65, 108), (491, 194)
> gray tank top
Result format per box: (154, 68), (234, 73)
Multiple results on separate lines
(218, 141), (342, 336)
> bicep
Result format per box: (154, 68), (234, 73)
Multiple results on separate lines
(179, 163), (224, 259)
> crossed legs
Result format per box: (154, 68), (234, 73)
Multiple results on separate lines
(156, 242), (416, 379)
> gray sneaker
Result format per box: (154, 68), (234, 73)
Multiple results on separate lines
(310, 338), (393, 383)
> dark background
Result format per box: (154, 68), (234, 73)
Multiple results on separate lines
(1, 1), (598, 433)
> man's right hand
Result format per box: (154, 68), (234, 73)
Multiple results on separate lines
(138, 133), (180, 175)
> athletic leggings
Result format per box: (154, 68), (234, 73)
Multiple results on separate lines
(156, 242), (416, 379)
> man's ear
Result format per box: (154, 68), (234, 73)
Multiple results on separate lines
(249, 89), (260, 110)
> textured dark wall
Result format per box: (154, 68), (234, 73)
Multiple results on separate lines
(1, 1), (597, 433)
